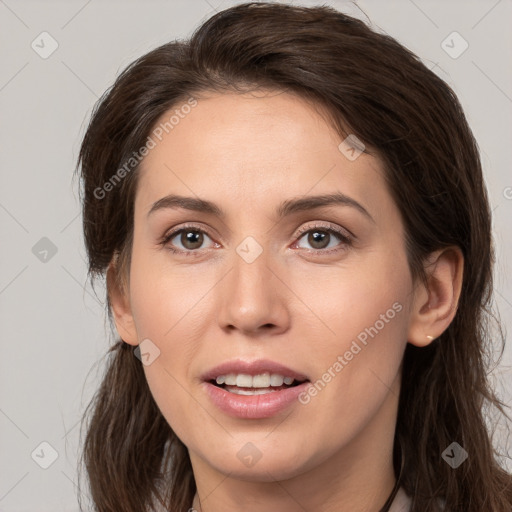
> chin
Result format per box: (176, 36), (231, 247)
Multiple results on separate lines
(200, 442), (317, 482)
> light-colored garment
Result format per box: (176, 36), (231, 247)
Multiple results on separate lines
(390, 487), (448, 511)
(389, 486), (412, 511)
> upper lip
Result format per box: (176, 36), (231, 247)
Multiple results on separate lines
(201, 359), (309, 382)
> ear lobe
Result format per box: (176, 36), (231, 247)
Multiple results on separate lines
(407, 247), (464, 347)
(106, 259), (138, 346)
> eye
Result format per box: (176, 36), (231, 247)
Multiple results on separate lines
(160, 224), (218, 256)
(293, 223), (352, 254)
(159, 222), (353, 257)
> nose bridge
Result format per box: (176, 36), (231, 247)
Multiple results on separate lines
(217, 237), (289, 333)
(232, 241), (274, 313)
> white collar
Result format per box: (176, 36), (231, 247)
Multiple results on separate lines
(388, 486), (412, 512)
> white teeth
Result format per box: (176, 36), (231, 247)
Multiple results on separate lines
(270, 374), (284, 386)
(236, 374), (253, 387)
(224, 374), (237, 385)
(252, 372), (271, 388)
(214, 372), (298, 388)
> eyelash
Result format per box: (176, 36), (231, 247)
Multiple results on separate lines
(159, 222), (353, 257)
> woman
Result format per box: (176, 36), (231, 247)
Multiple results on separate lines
(76, 2), (512, 511)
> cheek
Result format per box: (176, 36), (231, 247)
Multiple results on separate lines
(128, 242), (216, 340)
(293, 246), (410, 355)
(126, 247), (220, 438)
(293, 249), (411, 419)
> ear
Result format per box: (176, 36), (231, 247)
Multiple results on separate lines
(407, 246), (464, 347)
(106, 257), (138, 346)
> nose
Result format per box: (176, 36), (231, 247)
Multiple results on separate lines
(216, 246), (291, 337)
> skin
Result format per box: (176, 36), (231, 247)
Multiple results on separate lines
(109, 90), (463, 512)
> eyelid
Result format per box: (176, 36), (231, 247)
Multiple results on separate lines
(294, 221), (353, 240)
(159, 222), (217, 247)
(291, 221), (353, 254)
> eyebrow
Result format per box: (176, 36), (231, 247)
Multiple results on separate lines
(147, 192), (375, 223)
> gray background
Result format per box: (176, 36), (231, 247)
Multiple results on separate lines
(1, 0), (511, 510)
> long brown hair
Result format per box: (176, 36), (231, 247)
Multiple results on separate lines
(76, 3), (512, 511)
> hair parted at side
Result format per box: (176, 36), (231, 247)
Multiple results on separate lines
(76, 2), (512, 511)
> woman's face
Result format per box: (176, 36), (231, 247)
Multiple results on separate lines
(117, 90), (419, 481)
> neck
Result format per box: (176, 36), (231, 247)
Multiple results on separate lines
(192, 471), (397, 512)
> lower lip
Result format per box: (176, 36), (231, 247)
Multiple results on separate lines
(203, 382), (310, 419)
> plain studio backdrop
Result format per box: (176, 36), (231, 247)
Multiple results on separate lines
(0, 1), (511, 510)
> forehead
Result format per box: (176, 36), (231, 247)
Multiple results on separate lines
(135, 91), (390, 222)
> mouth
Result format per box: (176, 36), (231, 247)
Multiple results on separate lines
(201, 359), (311, 418)
(209, 372), (308, 395)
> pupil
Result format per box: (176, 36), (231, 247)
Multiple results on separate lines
(182, 230), (203, 249)
(309, 230), (328, 249)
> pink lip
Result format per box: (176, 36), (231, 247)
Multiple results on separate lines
(203, 381), (310, 419)
(201, 359), (310, 419)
